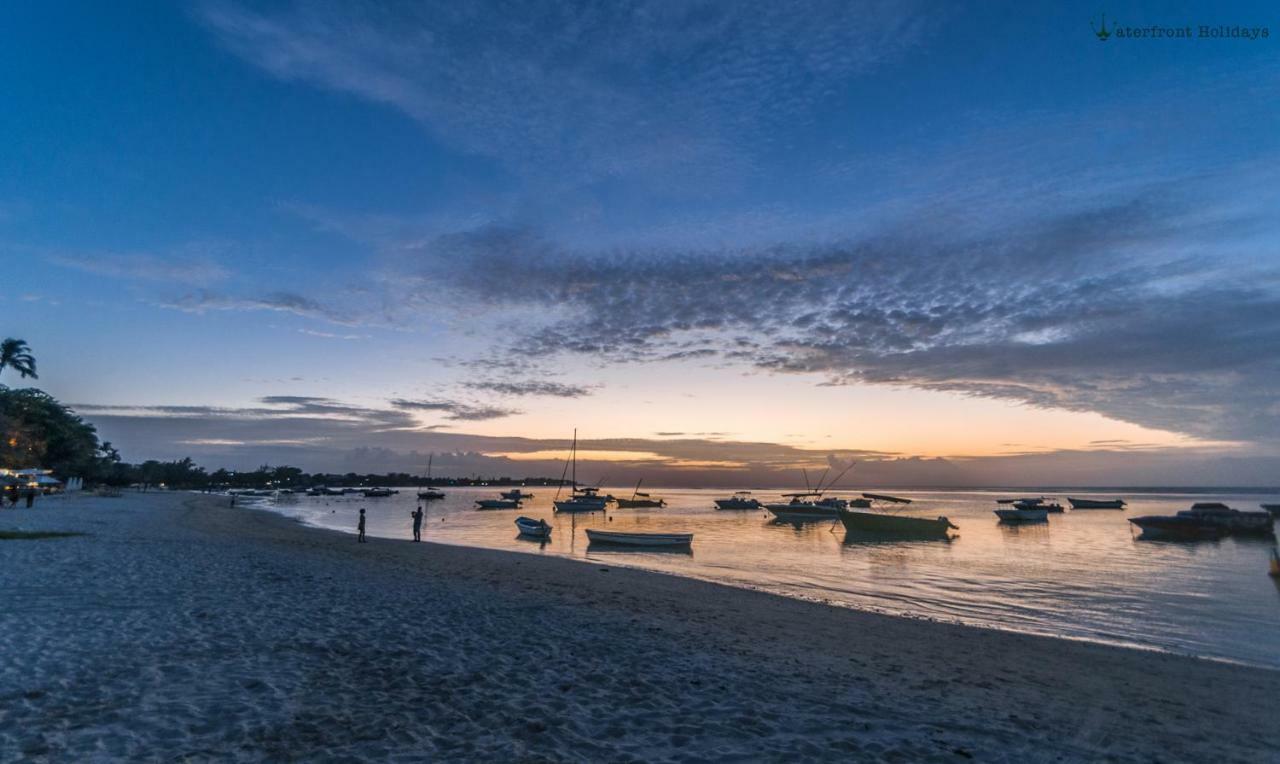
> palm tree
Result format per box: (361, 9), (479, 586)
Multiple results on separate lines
(0, 338), (37, 380)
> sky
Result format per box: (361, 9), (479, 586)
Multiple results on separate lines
(3, 1), (1279, 486)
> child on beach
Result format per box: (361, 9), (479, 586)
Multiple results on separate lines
(410, 506), (424, 542)
(357, 508), (366, 543)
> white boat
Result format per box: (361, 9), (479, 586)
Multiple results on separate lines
(585, 529), (692, 547)
(714, 491), (761, 510)
(552, 429), (609, 513)
(995, 507), (1049, 523)
(515, 516), (552, 538)
(476, 497), (521, 510)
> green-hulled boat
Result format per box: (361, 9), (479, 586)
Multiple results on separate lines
(838, 500), (957, 539)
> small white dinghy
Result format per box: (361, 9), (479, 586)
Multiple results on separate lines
(585, 529), (693, 548)
(515, 516), (552, 539)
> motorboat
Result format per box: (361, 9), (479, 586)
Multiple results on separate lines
(417, 454), (446, 500)
(614, 479), (665, 508)
(999, 497), (1064, 513)
(476, 497), (521, 510)
(1068, 497), (1126, 509)
(995, 505), (1049, 523)
(361, 488), (397, 498)
(515, 516), (552, 539)
(501, 489), (534, 500)
(714, 491), (761, 510)
(1261, 503), (1280, 518)
(764, 494), (840, 521)
(585, 529), (692, 548)
(1129, 502), (1273, 539)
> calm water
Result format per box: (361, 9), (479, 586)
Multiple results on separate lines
(260, 487), (1280, 668)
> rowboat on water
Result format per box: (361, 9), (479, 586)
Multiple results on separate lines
(839, 498), (957, 539)
(585, 529), (693, 548)
(1068, 497), (1126, 509)
(515, 516), (552, 539)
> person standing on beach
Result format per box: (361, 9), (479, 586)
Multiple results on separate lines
(357, 508), (367, 543)
(410, 506), (423, 542)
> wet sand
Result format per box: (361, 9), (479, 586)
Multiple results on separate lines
(1, 492), (1276, 762)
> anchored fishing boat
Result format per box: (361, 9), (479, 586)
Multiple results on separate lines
(476, 497), (521, 510)
(764, 465), (861, 522)
(614, 479), (665, 508)
(995, 505), (1049, 523)
(998, 497), (1065, 513)
(1262, 503), (1280, 518)
(585, 529), (692, 548)
(1129, 502), (1273, 540)
(417, 454), (445, 500)
(840, 493), (958, 539)
(1068, 497), (1126, 509)
(714, 491), (761, 510)
(501, 489), (534, 500)
(515, 516), (552, 539)
(361, 487), (397, 498)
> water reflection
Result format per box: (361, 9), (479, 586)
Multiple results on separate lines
(267, 487), (1280, 668)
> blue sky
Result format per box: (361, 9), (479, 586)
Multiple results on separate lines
(4, 2), (1278, 484)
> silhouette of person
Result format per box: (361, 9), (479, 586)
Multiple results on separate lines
(411, 506), (423, 542)
(25, 490), (35, 508)
(357, 508), (367, 543)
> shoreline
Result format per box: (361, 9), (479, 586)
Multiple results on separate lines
(3, 491), (1278, 761)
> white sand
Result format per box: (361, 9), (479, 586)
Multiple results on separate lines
(1, 492), (1276, 762)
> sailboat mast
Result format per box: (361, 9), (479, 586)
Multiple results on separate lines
(571, 428), (577, 492)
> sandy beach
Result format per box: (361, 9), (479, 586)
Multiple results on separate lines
(1, 493), (1277, 762)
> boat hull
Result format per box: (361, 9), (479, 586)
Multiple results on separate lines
(839, 510), (956, 539)
(585, 529), (692, 547)
(765, 503), (838, 522)
(514, 517), (552, 538)
(995, 508), (1049, 523)
(553, 499), (607, 513)
(476, 499), (520, 510)
(1128, 517), (1224, 540)
(714, 498), (761, 510)
(1068, 498), (1126, 509)
(615, 498), (665, 508)
(417, 490), (445, 500)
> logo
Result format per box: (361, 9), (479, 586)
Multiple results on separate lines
(1091, 13), (1111, 41)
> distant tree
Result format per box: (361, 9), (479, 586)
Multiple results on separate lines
(0, 338), (37, 380)
(0, 387), (98, 476)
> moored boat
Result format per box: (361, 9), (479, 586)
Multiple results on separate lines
(362, 487), (397, 497)
(714, 491), (761, 510)
(515, 516), (552, 539)
(999, 497), (1064, 513)
(585, 529), (692, 548)
(501, 489), (534, 500)
(614, 479), (665, 508)
(476, 497), (521, 510)
(995, 506), (1049, 523)
(1068, 497), (1126, 509)
(839, 506), (957, 539)
(1130, 502), (1273, 539)
(552, 430), (610, 513)
(416, 454), (446, 500)
(1262, 503), (1280, 518)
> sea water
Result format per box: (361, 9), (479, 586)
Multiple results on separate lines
(262, 487), (1280, 668)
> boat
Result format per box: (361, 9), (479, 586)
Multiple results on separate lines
(1130, 502), (1274, 540)
(361, 487), (397, 498)
(501, 489), (534, 500)
(1068, 497), (1126, 509)
(839, 506), (957, 539)
(515, 516), (552, 539)
(1262, 503), (1280, 518)
(417, 454), (446, 500)
(764, 494), (841, 521)
(714, 491), (761, 510)
(585, 529), (692, 548)
(476, 497), (521, 510)
(995, 506), (1049, 523)
(614, 479), (665, 508)
(552, 430), (610, 513)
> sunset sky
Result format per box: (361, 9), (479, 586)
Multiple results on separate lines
(5, 2), (1278, 485)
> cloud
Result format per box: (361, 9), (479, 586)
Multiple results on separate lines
(463, 380), (591, 398)
(160, 290), (356, 325)
(198, 0), (931, 189)
(393, 191), (1280, 444)
(48, 252), (231, 285)
(389, 398), (519, 422)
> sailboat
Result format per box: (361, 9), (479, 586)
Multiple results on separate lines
(614, 479), (665, 508)
(553, 429), (609, 513)
(417, 454), (445, 500)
